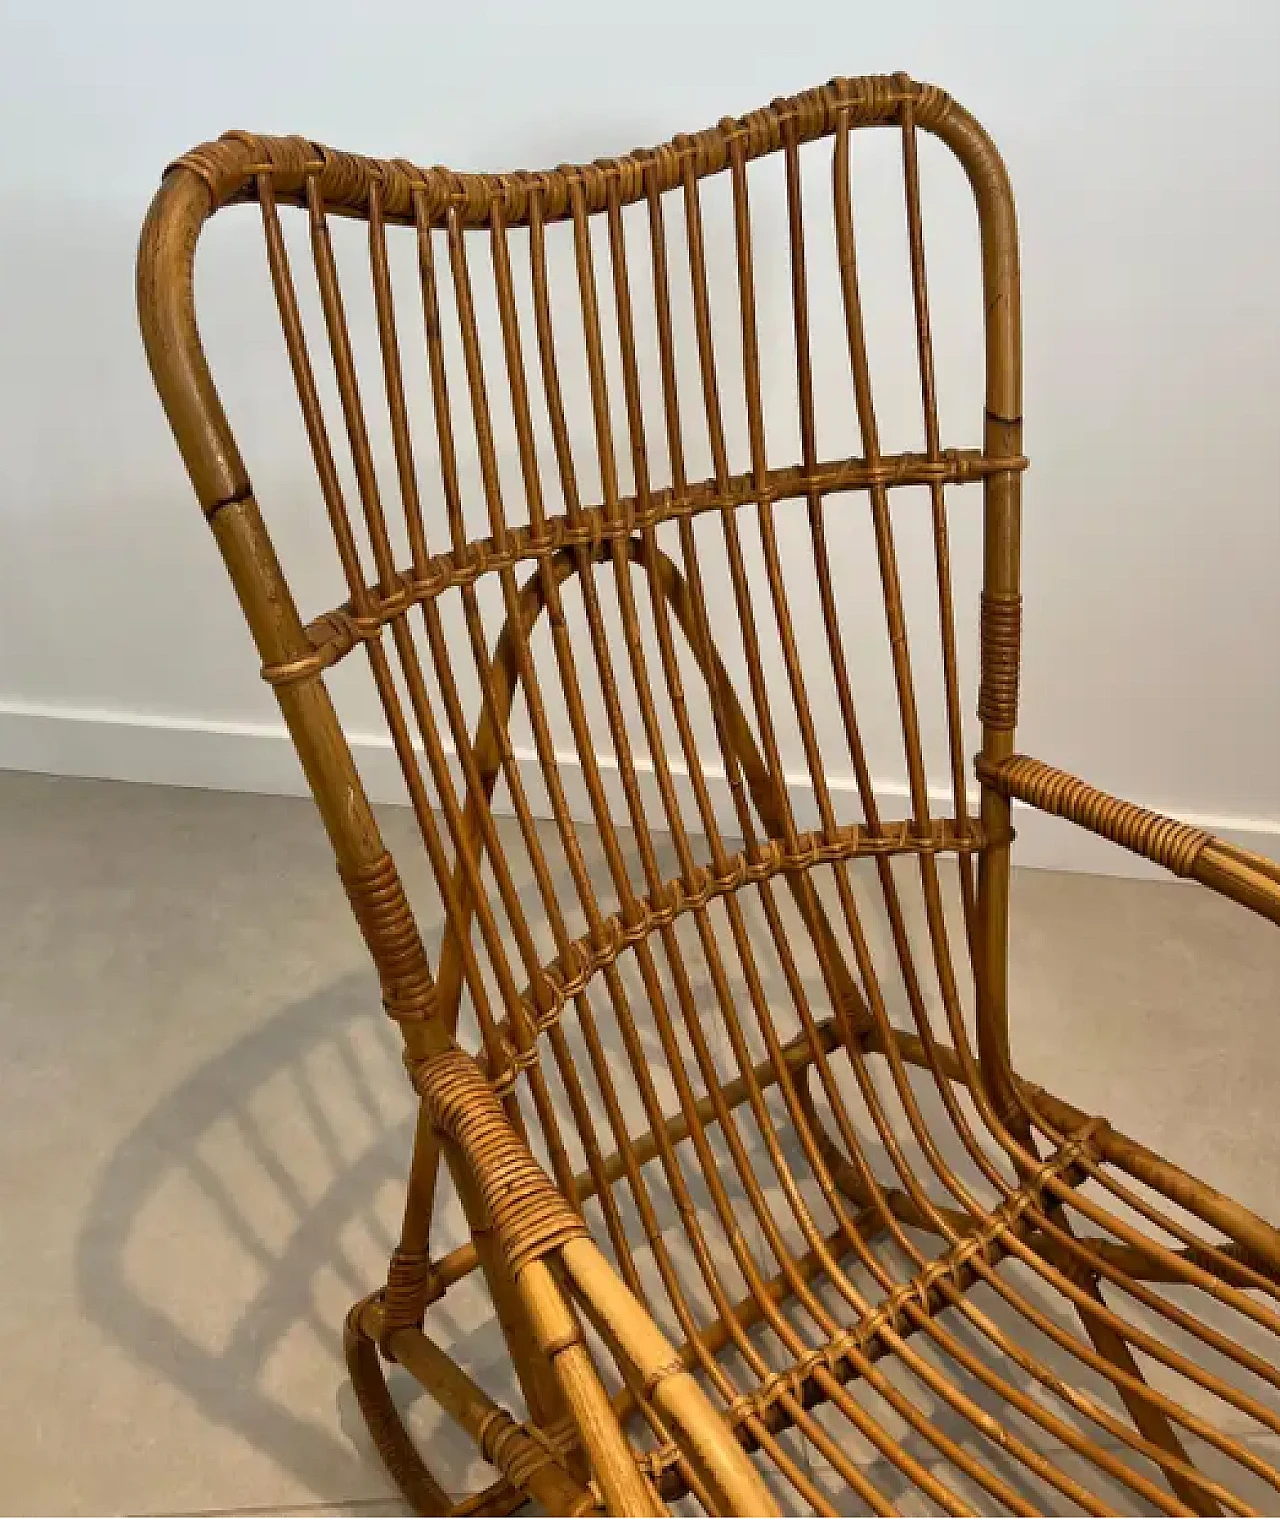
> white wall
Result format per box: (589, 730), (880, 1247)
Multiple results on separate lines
(1, 0), (1277, 876)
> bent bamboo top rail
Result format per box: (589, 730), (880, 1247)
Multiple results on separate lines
(172, 76), (955, 226)
(139, 72), (1020, 515)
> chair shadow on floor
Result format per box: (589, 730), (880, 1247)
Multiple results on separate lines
(72, 964), (529, 1505)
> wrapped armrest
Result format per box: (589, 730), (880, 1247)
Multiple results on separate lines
(979, 754), (1280, 925)
(414, 1046), (779, 1517)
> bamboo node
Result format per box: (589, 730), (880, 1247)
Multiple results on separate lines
(542, 1327), (587, 1360)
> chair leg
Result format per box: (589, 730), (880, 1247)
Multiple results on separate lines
(988, 1065), (1226, 1514)
(347, 1290), (593, 1517)
(1040, 1215), (1225, 1516)
(344, 1300), (457, 1516)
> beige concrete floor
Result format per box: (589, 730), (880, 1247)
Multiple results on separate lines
(1, 769), (1277, 1516)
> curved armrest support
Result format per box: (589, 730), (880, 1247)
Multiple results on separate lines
(559, 1236), (780, 1518)
(414, 1047), (778, 1517)
(979, 754), (1280, 925)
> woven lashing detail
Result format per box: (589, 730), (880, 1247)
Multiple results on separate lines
(171, 74), (951, 224)
(977, 591), (1021, 729)
(339, 852), (437, 1021)
(259, 449), (1026, 690)
(260, 610), (355, 689)
(470, 1406), (579, 1501)
(380, 1248), (435, 1336)
(980, 755), (1212, 877)
(171, 130), (317, 206)
(485, 815), (999, 1095)
(635, 1442), (682, 1486)
(413, 1048), (587, 1276)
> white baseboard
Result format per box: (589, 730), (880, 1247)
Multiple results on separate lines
(2, 699), (1276, 880)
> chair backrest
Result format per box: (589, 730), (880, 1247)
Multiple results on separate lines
(139, 73), (1023, 1159)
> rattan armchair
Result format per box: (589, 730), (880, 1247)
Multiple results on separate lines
(139, 74), (1280, 1517)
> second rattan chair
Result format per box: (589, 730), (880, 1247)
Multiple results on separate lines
(139, 73), (1280, 1517)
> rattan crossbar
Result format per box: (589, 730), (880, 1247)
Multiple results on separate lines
(260, 448), (1026, 690)
(140, 71), (1280, 1517)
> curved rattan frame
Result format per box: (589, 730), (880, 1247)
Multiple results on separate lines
(139, 73), (1280, 1516)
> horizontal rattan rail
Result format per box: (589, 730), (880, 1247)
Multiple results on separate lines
(480, 814), (998, 1092)
(261, 448), (1026, 691)
(140, 68), (1280, 1518)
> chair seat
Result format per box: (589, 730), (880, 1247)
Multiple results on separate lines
(595, 1067), (1280, 1517)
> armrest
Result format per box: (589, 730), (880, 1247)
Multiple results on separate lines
(416, 1047), (779, 1517)
(978, 754), (1280, 925)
